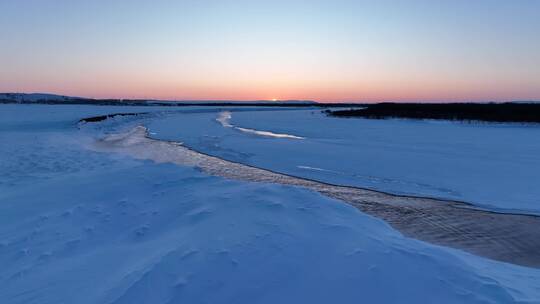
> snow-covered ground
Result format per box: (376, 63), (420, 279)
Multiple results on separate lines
(147, 108), (540, 214)
(1, 104), (540, 304)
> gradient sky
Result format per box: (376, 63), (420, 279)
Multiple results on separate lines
(1, 0), (539, 102)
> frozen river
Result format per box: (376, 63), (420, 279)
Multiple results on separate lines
(146, 108), (540, 214)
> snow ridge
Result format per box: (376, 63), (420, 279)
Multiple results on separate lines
(91, 126), (540, 268)
(216, 111), (304, 139)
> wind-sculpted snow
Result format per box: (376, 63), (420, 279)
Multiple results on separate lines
(3, 105), (540, 304)
(93, 126), (540, 268)
(5, 161), (537, 304)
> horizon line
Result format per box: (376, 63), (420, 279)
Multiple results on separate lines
(1, 92), (539, 104)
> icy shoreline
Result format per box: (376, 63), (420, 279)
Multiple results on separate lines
(91, 125), (540, 268)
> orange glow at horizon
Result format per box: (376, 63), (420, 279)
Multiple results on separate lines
(5, 73), (539, 103)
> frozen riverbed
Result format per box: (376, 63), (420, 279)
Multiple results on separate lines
(146, 108), (540, 214)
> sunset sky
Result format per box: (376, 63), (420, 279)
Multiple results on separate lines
(1, 0), (539, 102)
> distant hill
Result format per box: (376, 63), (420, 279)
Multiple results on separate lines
(0, 93), (318, 107)
(0, 93), (84, 103)
(0, 93), (130, 105)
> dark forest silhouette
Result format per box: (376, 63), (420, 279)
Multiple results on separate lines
(327, 103), (540, 123)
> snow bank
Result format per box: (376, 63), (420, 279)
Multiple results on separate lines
(89, 125), (540, 268)
(3, 162), (540, 304)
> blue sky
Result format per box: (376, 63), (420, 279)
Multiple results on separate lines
(1, 0), (539, 101)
